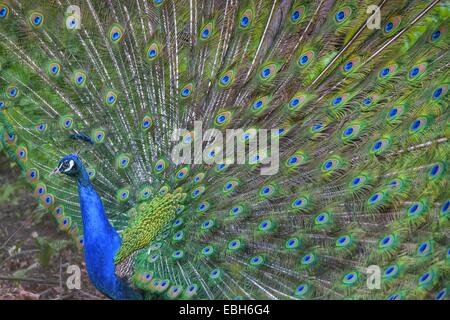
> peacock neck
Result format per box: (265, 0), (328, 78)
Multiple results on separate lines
(76, 165), (116, 239)
(76, 165), (92, 188)
(75, 165), (142, 300)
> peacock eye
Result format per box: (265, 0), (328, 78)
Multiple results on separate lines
(59, 160), (75, 172)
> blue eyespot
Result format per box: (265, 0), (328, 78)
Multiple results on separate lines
(436, 289), (447, 300)
(112, 32), (120, 40)
(373, 141), (382, 151)
(143, 120), (151, 128)
(433, 87), (442, 99)
(363, 98), (372, 105)
(34, 16), (42, 25)
(380, 68), (390, 77)
(261, 68), (271, 78)
(221, 75), (230, 85)
(291, 10), (301, 22)
(254, 100), (263, 109)
(409, 204), (419, 213)
(441, 200), (449, 214)
(333, 96), (342, 105)
(336, 11), (345, 22)
(211, 269), (219, 277)
(299, 55), (309, 65)
(8, 88), (17, 97)
(188, 285), (197, 292)
(290, 98), (300, 107)
(410, 67), (419, 77)
(431, 30), (441, 41)
(419, 272), (430, 284)
(388, 108), (398, 117)
(411, 119), (421, 131)
(381, 236), (391, 245)
(288, 156), (298, 165)
(344, 127), (353, 136)
(181, 88), (190, 97)
(252, 257), (261, 263)
(385, 22), (394, 32)
(240, 16), (249, 27)
(429, 163), (441, 177)
(296, 285), (307, 294)
(418, 242), (428, 254)
(344, 61), (353, 71)
(202, 29), (209, 38)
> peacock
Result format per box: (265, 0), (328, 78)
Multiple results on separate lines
(0, 0), (449, 300)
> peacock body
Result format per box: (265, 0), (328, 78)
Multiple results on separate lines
(0, 0), (449, 300)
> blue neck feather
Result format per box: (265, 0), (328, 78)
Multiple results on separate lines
(76, 165), (142, 300)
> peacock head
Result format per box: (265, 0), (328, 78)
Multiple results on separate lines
(51, 154), (83, 178)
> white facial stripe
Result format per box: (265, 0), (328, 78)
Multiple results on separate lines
(64, 160), (75, 172)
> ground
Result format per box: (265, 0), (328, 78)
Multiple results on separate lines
(0, 154), (106, 300)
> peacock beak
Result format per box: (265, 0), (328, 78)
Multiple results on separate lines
(49, 165), (62, 177)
